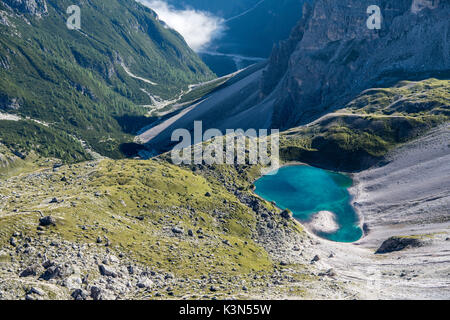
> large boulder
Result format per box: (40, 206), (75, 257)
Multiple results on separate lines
(280, 209), (293, 220)
(71, 289), (87, 301)
(375, 236), (424, 254)
(40, 265), (63, 280)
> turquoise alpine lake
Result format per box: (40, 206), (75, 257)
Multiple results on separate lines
(254, 165), (363, 243)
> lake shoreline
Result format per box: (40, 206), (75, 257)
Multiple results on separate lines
(253, 162), (364, 243)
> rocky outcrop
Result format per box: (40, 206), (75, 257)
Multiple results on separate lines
(375, 236), (424, 254)
(3, 0), (47, 16)
(0, 95), (20, 111)
(262, 0), (449, 129)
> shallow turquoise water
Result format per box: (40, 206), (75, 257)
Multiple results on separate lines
(254, 166), (362, 243)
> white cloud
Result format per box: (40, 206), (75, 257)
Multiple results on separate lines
(137, 0), (224, 51)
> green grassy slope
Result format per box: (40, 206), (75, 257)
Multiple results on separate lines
(0, 0), (214, 159)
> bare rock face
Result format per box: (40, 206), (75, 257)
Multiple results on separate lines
(3, 0), (48, 17)
(305, 211), (339, 234)
(261, 0), (449, 129)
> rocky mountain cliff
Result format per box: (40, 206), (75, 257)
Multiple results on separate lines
(264, 0), (449, 128)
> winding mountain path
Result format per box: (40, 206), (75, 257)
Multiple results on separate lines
(306, 112), (414, 127)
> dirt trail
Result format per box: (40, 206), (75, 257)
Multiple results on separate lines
(306, 112), (412, 127)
